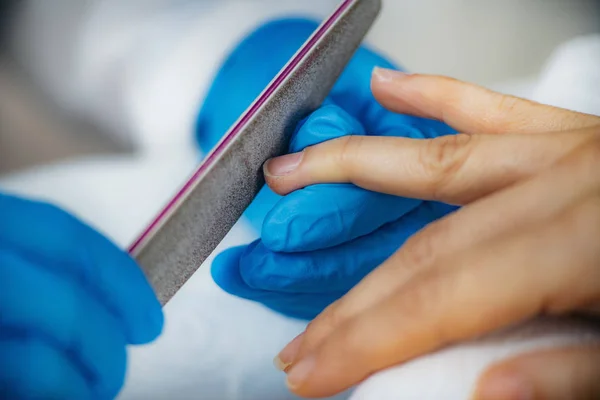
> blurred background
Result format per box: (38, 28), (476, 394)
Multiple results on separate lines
(1, 0), (599, 175)
(369, 0), (600, 84)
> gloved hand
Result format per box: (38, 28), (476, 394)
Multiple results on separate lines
(0, 193), (163, 399)
(196, 18), (458, 320)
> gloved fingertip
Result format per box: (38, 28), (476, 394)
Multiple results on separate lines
(260, 233), (286, 253)
(113, 257), (164, 345)
(130, 303), (164, 345)
(211, 246), (250, 296)
(288, 104), (365, 152)
(236, 242), (282, 291)
(242, 185), (282, 233)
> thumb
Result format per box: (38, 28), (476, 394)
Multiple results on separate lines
(370, 69), (600, 135)
(473, 345), (600, 400)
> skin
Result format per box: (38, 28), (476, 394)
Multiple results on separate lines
(264, 69), (600, 400)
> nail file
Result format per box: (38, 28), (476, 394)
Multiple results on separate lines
(129, 0), (382, 306)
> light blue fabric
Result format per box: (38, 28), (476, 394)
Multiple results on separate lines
(199, 18), (459, 320)
(0, 193), (163, 399)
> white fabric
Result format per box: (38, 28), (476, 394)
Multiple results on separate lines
(351, 319), (600, 400)
(531, 34), (600, 116)
(2, 6), (600, 399)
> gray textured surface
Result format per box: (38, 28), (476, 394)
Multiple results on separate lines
(131, 0), (382, 305)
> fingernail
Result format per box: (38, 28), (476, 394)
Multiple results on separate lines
(274, 332), (304, 371)
(264, 152), (303, 177)
(372, 67), (410, 83)
(474, 373), (533, 400)
(285, 355), (316, 390)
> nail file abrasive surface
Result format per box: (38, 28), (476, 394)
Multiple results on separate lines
(129, 0), (382, 306)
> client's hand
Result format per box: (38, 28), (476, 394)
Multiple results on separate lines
(269, 70), (600, 399)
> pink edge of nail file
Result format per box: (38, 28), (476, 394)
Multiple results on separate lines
(128, 0), (382, 306)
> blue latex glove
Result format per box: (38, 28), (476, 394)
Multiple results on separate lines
(0, 193), (163, 399)
(196, 18), (458, 320)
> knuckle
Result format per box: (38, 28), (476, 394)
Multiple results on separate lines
(308, 311), (333, 333)
(495, 94), (521, 117)
(420, 134), (473, 200)
(489, 94), (528, 133)
(401, 231), (439, 272)
(335, 135), (366, 176)
(304, 305), (343, 344)
(400, 218), (451, 272)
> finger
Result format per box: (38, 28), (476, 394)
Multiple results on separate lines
(262, 184), (421, 252)
(211, 245), (345, 320)
(0, 337), (92, 399)
(281, 138), (600, 369)
(0, 194), (163, 345)
(264, 105), (422, 251)
(284, 195), (600, 398)
(327, 45), (400, 131)
(327, 48), (457, 139)
(215, 204), (453, 320)
(244, 202), (450, 295)
(264, 128), (597, 204)
(288, 103), (365, 152)
(0, 248), (128, 398)
(370, 70), (600, 134)
(474, 345), (600, 400)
